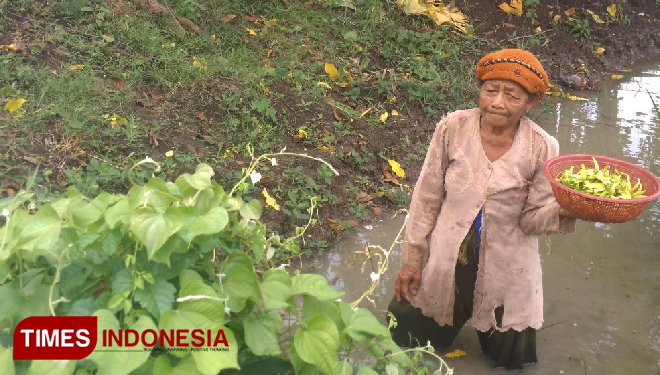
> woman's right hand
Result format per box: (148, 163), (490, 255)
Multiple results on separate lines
(395, 265), (422, 302)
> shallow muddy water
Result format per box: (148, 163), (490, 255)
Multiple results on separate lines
(305, 60), (660, 374)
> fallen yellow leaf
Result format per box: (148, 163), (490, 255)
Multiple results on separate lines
(316, 145), (330, 150)
(165, 150), (174, 157)
(553, 14), (561, 23)
(69, 64), (85, 71)
(262, 188), (281, 211)
(396, 0), (469, 32)
(535, 26), (541, 32)
(316, 81), (331, 89)
(391, 110), (400, 116)
(298, 129), (308, 139)
(593, 47), (605, 54)
(324, 63), (353, 87)
(326, 218), (344, 231)
(546, 83), (563, 97)
(379, 112), (389, 123)
(607, 4), (616, 17)
(564, 94), (588, 101)
(5, 98), (26, 112)
(388, 159), (406, 178)
(499, 0), (522, 17)
(246, 28), (257, 36)
(586, 10), (605, 24)
(221, 14), (237, 23)
(610, 74), (624, 80)
(564, 7), (575, 17)
(0, 44), (19, 52)
(443, 349), (467, 358)
(325, 63), (341, 81)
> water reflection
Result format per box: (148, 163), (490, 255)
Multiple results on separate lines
(537, 64), (659, 176)
(307, 60), (660, 374)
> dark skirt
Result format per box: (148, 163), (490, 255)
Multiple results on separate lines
(387, 225), (538, 370)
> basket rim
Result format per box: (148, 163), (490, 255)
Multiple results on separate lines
(543, 154), (660, 204)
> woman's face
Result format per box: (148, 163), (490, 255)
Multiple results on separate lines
(478, 79), (539, 128)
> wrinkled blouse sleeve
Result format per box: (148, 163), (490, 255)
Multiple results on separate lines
(519, 136), (576, 235)
(403, 118), (450, 268)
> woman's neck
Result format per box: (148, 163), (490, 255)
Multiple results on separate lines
(480, 117), (520, 140)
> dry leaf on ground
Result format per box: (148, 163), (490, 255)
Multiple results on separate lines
(333, 108), (343, 121)
(396, 0), (469, 32)
(148, 91), (165, 100)
(195, 112), (208, 122)
(221, 14), (237, 23)
(607, 4), (616, 17)
(23, 156), (40, 165)
(382, 166), (401, 186)
(357, 191), (373, 202)
(326, 218), (344, 231)
(499, 0), (522, 16)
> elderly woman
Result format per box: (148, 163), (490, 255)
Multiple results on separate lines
(388, 49), (579, 370)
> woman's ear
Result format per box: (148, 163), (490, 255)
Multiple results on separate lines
(525, 93), (541, 113)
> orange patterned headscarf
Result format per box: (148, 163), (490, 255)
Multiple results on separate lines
(475, 48), (549, 100)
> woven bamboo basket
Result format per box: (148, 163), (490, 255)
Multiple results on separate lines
(543, 154), (660, 223)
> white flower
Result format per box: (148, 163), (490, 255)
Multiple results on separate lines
(1, 209), (8, 218)
(270, 157), (277, 166)
(224, 307), (231, 315)
(250, 171), (262, 184)
(370, 272), (380, 282)
(143, 156), (154, 163)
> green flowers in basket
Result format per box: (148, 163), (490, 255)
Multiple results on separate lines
(556, 157), (647, 199)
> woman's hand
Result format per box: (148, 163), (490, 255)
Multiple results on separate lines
(395, 265), (422, 302)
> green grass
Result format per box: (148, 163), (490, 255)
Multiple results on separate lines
(1, 0), (491, 250)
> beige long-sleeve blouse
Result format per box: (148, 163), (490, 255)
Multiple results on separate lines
(403, 108), (576, 332)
